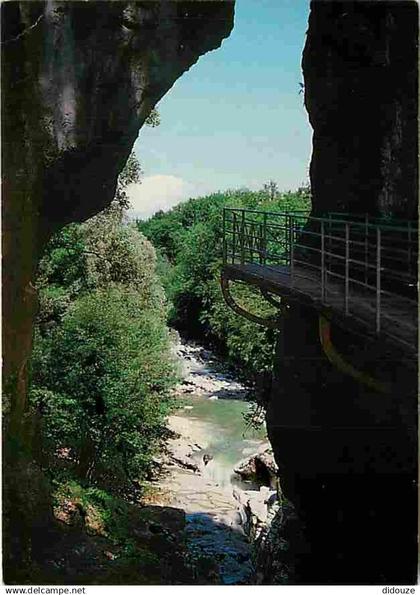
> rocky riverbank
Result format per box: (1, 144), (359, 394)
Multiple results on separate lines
(173, 340), (249, 400)
(142, 337), (286, 585)
(44, 337), (298, 585)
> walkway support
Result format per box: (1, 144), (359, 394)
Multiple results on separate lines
(318, 315), (390, 394)
(220, 275), (279, 329)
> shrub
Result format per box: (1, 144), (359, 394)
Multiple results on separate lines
(31, 287), (176, 483)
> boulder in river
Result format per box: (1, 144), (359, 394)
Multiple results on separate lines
(233, 486), (280, 542)
(234, 445), (278, 487)
(172, 337), (249, 400)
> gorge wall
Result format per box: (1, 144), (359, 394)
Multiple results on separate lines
(304, 0), (418, 218)
(2, 0), (234, 581)
(266, 0), (418, 584)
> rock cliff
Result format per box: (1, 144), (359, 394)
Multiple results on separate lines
(265, 1), (418, 584)
(303, 0), (417, 218)
(2, 0), (234, 581)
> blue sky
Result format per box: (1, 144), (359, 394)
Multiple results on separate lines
(128, 0), (312, 218)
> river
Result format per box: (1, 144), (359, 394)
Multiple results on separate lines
(177, 396), (266, 489)
(147, 339), (270, 584)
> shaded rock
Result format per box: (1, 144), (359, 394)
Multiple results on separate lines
(139, 505), (186, 535)
(303, 1), (417, 218)
(185, 512), (253, 585)
(2, 1), (234, 580)
(264, 2), (418, 584)
(234, 445), (278, 487)
(253, 498), (308, 585)
(233, 486), (279, 542)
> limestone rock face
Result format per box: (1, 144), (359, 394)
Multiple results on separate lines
(2, 0), (234, 409)
(265, 1), (418, 584)
(2, 0), (234, 580)
(303, 1), (418, 217)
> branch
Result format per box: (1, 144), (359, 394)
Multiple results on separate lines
(2, 14), (44, 46)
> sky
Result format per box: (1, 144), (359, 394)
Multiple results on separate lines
(127, 0), (312, 219)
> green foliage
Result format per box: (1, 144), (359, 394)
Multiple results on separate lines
(32, 288), (175, 482)
(145, 108), (161, 128)
(115, 152), (143, 211)
(203, 278), (278, 374)
(53, 480), (160, 572)
(30, 152), (177, 486)
(138, 185), (311, 383)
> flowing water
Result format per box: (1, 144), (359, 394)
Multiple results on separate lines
(177, 396), (266, 490)
(154, 340), (269, 584)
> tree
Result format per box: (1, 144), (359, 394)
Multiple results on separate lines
(31, 287), (175, 482)
(30, 147), (176, 487)
(263, 180), (279, 200)
(138, 186), (310, 384)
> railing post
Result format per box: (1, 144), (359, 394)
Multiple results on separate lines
(290, 216), (294, 286)
(232, 211), (236, 264)
(240, 209), (245, 265)
(262, 212), (267, 265)
(376, 227), (381, 334)
(284, 213), (288, 265)
(222, 209), (226, 264)
(249, 221), (254, 262)
(345, 223), (350, 314)
(321, 220), (325, 301)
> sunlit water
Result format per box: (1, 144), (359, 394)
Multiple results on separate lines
(178, 396), (266, 490)
(166, 335), (270, 584)
(174, 395), (267, 584)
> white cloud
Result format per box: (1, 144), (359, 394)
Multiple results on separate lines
(126, 175), (195, 220)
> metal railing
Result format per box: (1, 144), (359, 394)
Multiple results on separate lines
(222, 207), (418, 347)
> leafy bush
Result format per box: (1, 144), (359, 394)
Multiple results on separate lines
(30, 153), (177, 486)
(32, 288), (175, 482)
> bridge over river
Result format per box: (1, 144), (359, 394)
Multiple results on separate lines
(221, 208), (418, 357)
